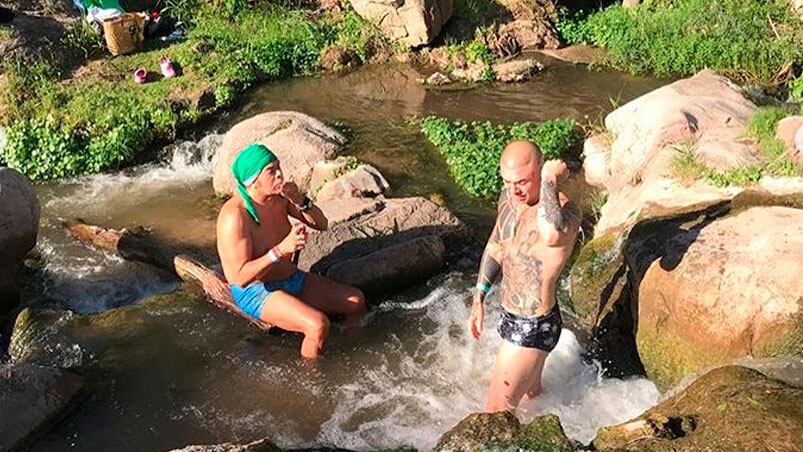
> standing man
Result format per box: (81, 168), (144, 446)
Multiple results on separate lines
(217, 144), (366, 359)
(469, 140), (581, 412)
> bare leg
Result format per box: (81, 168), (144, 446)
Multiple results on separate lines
(300, 272), (366, 326)
(258, 291), (330, 359)
(485, 341), (549, 412)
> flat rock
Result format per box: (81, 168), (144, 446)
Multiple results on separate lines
(316, 197), (384, 225)
(315, 164), (389, 202)
(492, 58), (543, 82)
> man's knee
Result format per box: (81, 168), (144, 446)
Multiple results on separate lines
(349, 288), (366, 313)
(304, 312), (330, 337)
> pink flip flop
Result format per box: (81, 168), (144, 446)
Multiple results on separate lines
(160, 57), (176, 78)
(134, 68), (147, 84)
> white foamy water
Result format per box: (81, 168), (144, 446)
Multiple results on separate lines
(33, 135), (222, 313)
(275, 274), (661, 450)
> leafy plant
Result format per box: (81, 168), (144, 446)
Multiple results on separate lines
(420, 116), (581, 198)
(790, 75), (803, 102)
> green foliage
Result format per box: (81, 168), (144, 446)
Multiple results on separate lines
(334, 8), (388, 63)
(2, 3), (383, 180)
(453, 0), (501, 27)
(790, 75), (803, 102)
(748, 107), (791, 160)
(62, 21), (105, 59)
(557, 0), (803, 83)
(420, 116), (581, 198)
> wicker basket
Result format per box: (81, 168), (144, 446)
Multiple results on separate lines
(102, 13), (145, 56)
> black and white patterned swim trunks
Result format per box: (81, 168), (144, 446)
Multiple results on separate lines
(497, 305), (562, 352)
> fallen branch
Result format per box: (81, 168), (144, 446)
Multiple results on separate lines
(62, 219), (271, 331)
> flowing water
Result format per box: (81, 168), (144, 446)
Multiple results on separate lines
(28, 60), (666, 450)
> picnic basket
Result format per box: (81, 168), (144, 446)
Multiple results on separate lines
(102, 13), (145, 56)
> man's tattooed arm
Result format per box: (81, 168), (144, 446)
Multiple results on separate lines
(538, 177), (581, 244)
(475, 191), (514, 300)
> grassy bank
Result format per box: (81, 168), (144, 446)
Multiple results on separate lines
(557, 0), (803, 84)
(420, 116), (581, 198)
(0, 5), (385, 180)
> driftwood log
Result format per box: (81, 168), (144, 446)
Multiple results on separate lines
(62, 219), (271, 331)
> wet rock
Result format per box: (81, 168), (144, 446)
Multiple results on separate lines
(492, 58), (543, 82)
(168, 438), (281, 452)
(435, 411), (520, 451)
(422, 72), (452, 86)
(213, 112), (346, 196)
(536, 45), (606, 65)
(593, 366), (803, 451)
(348, 0), (453, 47)
(315, 164), (390, 202)
(0, 167), (40, 317)
(435, 412), (572, 451)
(776, 115), (803, 167)
(584, 69), (765, 236)
(0, 362), (85, 450)
(299, 197), (467, 295)
(451, 61), (491, 83)
(320, 45), (359, 71)
(629, 205), (803, 388)
(326, 235), (444, 294)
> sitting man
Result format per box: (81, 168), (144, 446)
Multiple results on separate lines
(217, 143), (366, 359)
(468, 140), (581, 412)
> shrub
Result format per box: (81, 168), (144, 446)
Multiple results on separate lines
(420, 116), (581, 198)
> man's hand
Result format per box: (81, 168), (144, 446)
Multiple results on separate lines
(469, 292), (484, 340)
(541, 159), (569, 181)
(277, 223), (307, 256)
(281, 180), (305, 206)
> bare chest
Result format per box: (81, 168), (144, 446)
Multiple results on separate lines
(248, 204), (291, 256)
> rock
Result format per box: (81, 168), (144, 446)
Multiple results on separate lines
(435, 412), (572, 451)
(309, 157), (354, 193)
(168, 439), (281, 452)
(593, 366), (803, 451)
(451, 61), (490, 83)
(316, 197), (384, 225)
(622, 0), (641, 7)
(426, 47), (451, 69)
(423, 72), (452, 85)
(629, 205), (803, 388)
(326, 235), (444, 294)
(0, 167), (40, 313)
(348, 0), (453, 47)
(792, 0), (803, 19)
(315, 164), (390, 201)
(536, 45), (606, 65)
(212, 112), (346, 196)
(319, 45), (359, 71)
(435, 411), (520, 451)
(299, 197), (467, 293)
(584, 69), (766, 236)
(0, 362), (85, 450)
(492, 58), (543, 83)
(776, 115), (803, 167)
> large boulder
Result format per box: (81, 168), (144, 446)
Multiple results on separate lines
(0, 167), (40, 312)
(593, 366), (803, 451)
(583, 69), (764, 236)
(0, 362), (85, 450)
(348, 0), (453, 47)
(776, 115), (803, 167)
(435, 411), (572, 451)
(299, 196), (467, 295)
(629, 205), (803, 388)
(212, 112), (346, 196)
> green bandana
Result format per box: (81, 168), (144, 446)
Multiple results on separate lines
(232, 143), (278, 224)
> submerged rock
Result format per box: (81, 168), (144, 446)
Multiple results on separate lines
(593, 366), (803, 451)
(348, 0), (453, 47)
(434, 411), (572, 451)
(491, 58), (543, 83)
(0, 362), (85, 451)
(213, 112), (346, 196)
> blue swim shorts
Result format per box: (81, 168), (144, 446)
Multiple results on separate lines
(229, 270), (306, 319)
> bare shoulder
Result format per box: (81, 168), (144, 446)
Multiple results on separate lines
(217, 197), (249, 237)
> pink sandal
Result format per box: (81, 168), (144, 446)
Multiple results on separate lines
(160, 57), (176, 78)
(134, 68), (147, 84)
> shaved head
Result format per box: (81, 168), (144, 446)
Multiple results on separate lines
(501, 140), (543, 169)
(499, 140), (543, 205)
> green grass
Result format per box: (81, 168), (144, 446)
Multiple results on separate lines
(0, 4), (383, 180)
(420, 116), (581, 198)
(556, 0), (803, 84)
(670, 107), (803, 188)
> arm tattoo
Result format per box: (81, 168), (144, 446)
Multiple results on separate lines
(540, 179), (571, 231)
(475, 191), (514, 297)
(477, 249), (501, 288)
